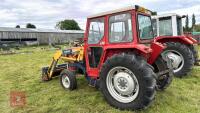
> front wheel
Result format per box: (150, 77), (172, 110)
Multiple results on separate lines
(100, 54), (156, 110)
(60, 70), (77, 90)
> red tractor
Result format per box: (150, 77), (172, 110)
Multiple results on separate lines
(42, 5), (173, 110)
(152, 14), (199, 77)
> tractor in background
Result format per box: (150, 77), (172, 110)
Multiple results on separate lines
(42, 5), (173, 110)
(152, 13), (199, 77)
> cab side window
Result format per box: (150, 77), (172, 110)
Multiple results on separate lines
(138, 14), (154, 39)
(88, 18), (104, 44)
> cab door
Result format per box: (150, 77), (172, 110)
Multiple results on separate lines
(84, 17), (105, 78)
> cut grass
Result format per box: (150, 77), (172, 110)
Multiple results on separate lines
(0, 46), (200, 113)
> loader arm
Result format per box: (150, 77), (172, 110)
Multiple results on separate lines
(48, 50), (63, 78)
(42, 47), (84, 81)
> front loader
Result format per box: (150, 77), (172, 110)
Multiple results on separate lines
(42, 47), (84, 81)
(42, 5), (174, 110)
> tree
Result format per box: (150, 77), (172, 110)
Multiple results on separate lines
(192, 14), (196, 30)
(185, 15), (190, 32)
(26, 23), (36, 29)
(56, 19), (81, 30)
(194, 24), (200, 32)
(16, 25), (20, 28)
(152, 11), (157, 16)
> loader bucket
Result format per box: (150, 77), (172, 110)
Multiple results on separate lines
(41, 67), (50, 81)
(41, 64), (68, 81)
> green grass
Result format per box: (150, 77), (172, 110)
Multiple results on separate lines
(0, 46), (200, 113)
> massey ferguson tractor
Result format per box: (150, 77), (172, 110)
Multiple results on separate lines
(42, 5), (174, 110)
(152, 13), (199, 77)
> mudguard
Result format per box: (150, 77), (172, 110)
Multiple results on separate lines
(154, 36), (197, 45)
(148, 42), (166, 64)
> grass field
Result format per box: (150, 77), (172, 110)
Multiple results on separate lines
(0, 45), (200, 113)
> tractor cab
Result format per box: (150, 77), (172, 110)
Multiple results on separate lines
(84, 6), (161, 77)
(152, 13), (184, 36)
(85, 5), (154, 45)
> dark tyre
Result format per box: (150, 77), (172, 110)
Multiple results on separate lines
(189, 45), (199, 65)
(153, 56), (173, 90)
(100, 53), (156, 110)
(60, 69), (77, 90)
(164, 42), (194, 77)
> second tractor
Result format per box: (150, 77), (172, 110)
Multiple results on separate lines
(152, 13), (199, 77)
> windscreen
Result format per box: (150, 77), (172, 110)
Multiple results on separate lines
(138, 14), (154, 39)
(159, 17), (173, 36)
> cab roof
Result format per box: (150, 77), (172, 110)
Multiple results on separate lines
(88, 6), (135, 19)
(151, 13), (182, 19)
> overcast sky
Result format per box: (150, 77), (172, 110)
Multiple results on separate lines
(0, 0), (200, 29)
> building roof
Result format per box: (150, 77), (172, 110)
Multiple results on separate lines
(88, 6), (135, 18)
(0, 27), (85, 34)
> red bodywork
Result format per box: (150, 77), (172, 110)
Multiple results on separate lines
(154, 35), (197, 45)
(148, 42), (165, 64)
(84, 9), (165, 78)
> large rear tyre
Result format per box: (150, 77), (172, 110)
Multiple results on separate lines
(100, 54), (156, 110)
(153, 56), (173, 90)
(164, 42), (194, 77)
(60, 69), (77, 90)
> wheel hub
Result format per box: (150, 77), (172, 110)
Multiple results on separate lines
(62, 75), (70, 88)
(165, 50), (184, 73)
(113, 72), (135, 95)
(106, 66), (139, 103)
(167, 52), (182, 68)
(118, 78), (127, 89)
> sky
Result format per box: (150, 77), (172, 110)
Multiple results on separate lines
(0, 0), (200, 30)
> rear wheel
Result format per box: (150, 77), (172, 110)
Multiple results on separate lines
(100, 54), (156, 110)
(164, 42), (194, 77)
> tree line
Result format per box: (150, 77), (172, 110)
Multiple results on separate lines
(16, 15), (200, 32)
(15, 19), (81, 30)
(184, 14), (200, 32)
(15, 23), (36, 29)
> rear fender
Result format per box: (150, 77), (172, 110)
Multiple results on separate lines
(155, 36), (197, 45)
(102, 45), (152, 64)
(148, 42), (165, 64)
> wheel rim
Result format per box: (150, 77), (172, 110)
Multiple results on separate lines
(164, 50), (184, 73)
(106, 66), (139, 103)
(62, 74), (70, 88)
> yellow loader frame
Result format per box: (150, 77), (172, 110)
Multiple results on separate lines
(42, 47), (84, 81)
